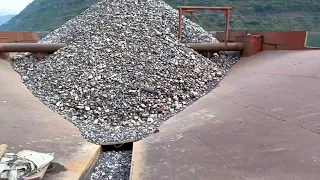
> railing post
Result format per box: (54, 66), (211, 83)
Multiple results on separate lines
(178, 7), (183, 41)
(225, 9), (230, 44)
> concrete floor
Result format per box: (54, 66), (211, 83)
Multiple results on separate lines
(0, 59), (99, 179)
(131, 50), (320, 180)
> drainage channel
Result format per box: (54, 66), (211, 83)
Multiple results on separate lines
(81, 143), (133, 180)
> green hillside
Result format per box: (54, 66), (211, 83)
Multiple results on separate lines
(0, 0), (101, 33)
(1, 0), (320, 37)
(170, 0), (320, 31)
(0, 15), (15, 26)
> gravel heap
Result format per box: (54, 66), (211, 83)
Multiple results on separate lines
(90, 150), (132, 180)
(12, 0), (234, 144)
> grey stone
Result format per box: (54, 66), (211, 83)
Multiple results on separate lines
(22, 76), (29, 82)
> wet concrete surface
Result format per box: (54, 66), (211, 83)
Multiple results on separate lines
(131, 50), (320, 180)
(0, 59), (99, 179)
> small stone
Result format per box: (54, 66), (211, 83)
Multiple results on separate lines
(141, 104), (147, 108)
(141, 86), (155, 93)
(22, 76), (29, 81)
(71, 116), (77, 121)
(157, 105), (164, 113)
(103, 125), (110, 131)
(190, 91), (199, 98)
(90, 82), (96, 86)
(141, 113), (149, 118)
(175, 103), (182, 110)
(94, 110), (101, 115)
(147, 117), (154, 123)
(153, 129), (160, 133)
(76, 106), (84, 109)
(85, 106), (91, 111)
(216, 71), (223, 77)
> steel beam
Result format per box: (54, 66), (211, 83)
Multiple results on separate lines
(177, 6), (232, 42)
(177, 6), (232, 10)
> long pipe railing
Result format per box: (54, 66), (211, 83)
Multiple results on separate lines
(0, 43), (66, 53)
(188, 42), (244, 51)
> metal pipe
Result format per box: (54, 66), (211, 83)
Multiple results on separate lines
(178, 8), (183, 41)
(188, 42), (244, 51)
(0, 43), (66, 53)
(225, 9), (230, 44)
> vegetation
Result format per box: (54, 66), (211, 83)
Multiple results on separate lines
(0, 0), (101, 32)
(0, 15), (15, 26)
(1, 0), (320, 41)
(167, 0), (320, 31)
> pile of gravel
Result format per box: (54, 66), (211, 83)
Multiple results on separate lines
(12, 0), (236, 145)
(90, 150), (132, 180)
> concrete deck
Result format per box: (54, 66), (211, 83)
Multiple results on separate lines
(0, 59), (99, 179)
(131, 50), (320, 180)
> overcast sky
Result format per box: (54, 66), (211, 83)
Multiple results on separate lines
(0, 0), (34, 15)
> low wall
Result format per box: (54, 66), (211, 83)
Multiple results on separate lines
(215, 31), (312, 50)
(0, 32), (40, 43)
